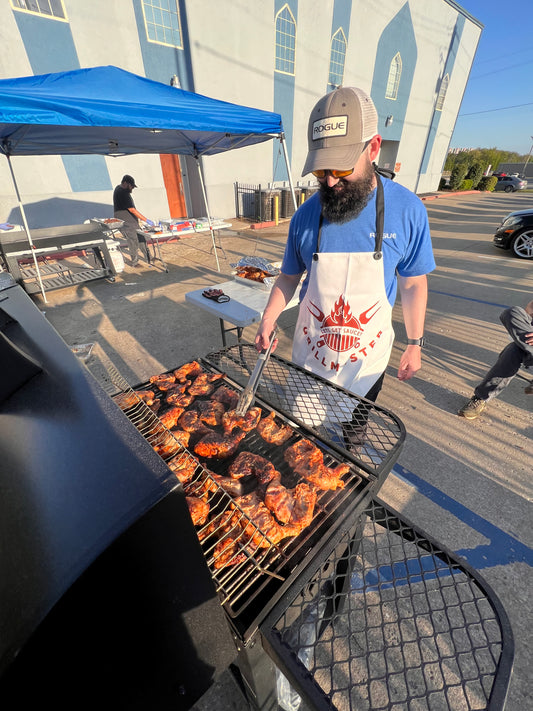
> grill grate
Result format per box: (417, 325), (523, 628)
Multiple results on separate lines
(107, 354), (394, 641)
(203, 344), (404, 479)
(261, 499), (514, 711)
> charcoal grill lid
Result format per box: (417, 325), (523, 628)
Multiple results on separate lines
(0, 283), (182, 679)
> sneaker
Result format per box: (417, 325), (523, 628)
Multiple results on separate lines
(458, 397), (487, 419)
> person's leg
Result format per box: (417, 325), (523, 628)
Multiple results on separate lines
(342, 372), (385, 448)
(474, 342), (526, 401)
(499, 306), (533, 363)
(122, 223), (140, 265)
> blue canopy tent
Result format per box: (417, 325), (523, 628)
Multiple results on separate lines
(0, 65), (295, 298)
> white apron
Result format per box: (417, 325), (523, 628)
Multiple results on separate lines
(290, 175), (394, 426)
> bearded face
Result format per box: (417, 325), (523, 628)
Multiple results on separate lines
(319, 159), (375, 224)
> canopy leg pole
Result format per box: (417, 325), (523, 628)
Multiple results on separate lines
(195, 156), (220, 272)
(279, 133), (297, 211)
(6, 155), (48, 303)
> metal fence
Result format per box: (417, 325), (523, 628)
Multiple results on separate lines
(234, 183), (319, 222)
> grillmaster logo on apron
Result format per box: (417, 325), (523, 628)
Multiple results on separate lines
(292, 174), (394, 397)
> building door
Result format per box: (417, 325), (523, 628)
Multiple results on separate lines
(159, 154), (187, 217)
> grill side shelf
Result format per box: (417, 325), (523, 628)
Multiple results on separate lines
(259, 497), (514, 711)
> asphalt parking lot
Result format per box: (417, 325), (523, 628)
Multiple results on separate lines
(38, 190), (532, 710)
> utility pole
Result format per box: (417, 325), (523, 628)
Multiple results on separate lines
(522, 136), (533, 178)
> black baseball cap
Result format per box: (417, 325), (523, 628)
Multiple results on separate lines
(122, 174), (138, 188)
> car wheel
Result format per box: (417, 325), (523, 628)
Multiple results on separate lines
(511, 229), (533, 259)
(504, 185), (513, 192)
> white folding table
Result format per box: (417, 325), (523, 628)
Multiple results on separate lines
(185, 279), (299, 346)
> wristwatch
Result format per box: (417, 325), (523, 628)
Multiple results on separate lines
(407, 337), (426, 347)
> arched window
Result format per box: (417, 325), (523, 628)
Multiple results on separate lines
(328, 28), (347, 89)
(385, 53), (402, 100)
(275, 4), (296, 75)
(435, 73), (449, 111)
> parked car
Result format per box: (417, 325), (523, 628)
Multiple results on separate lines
(494, 175), (527, 192)
(493, 209), (533, 259)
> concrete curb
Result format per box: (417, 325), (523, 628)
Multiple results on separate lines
(419, 190), (481, 201)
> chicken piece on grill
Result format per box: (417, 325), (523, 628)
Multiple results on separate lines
(148, 398), (162, 414)
(196, 399), (225, 427)
(185, 472), (217, 500)
(149, 372), (176, 389)
(162, 380), (191, 395)
(186, 496), (210, 526)
(257, 411), (293, 446)
(155, 429), (189, 459)
(222, 406), (262, 434)
(165, 391), (195, 408)
(264, 479), (295, 524)
(284, 439), (347, 490)
(114, 389), (157, 410)
(287, 482), (317, 531)
(284, 439), (324, 470)
(167, 452), (198, 484)
(212, 510), (248, 569)
(235, 492), (296, 547)
(194, 430), (246, 459)
(228, 451), (278, 485)
(173, 360), (203, 382)
(210, 385), (239, 410)
(114, 392), (139, 410)
(299, 462), (348, 490)
(188, 372), (225, 397)
(159, 405), (185, 430)
(178, 410), (212, 438)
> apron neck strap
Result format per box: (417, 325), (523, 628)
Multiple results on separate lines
(316, 169), (385, 256)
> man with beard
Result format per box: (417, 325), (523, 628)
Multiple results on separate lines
(255, 87), (435, 437)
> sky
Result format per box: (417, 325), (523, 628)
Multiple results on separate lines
(449, 0), (533, 155)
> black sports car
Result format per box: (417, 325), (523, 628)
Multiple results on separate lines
(493, 209), (533, 259)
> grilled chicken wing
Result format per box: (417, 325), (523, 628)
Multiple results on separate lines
(167, 452), (198, 483)
(284, 439), (347, 490)
(165, 391), (195, 407)
(154, 429), (188, 458)
(196, 399), (225, 426)
(235, 492), (296, 547)
(178, 410), (212, 437)
(173, 360), (203, 382)
(159, 405), (185, 430)
(264, 479), (295, 524)
(194, 430), (246, 459)
(188, 372), (225, 396)
(264, 479), (317, 528)
(257, 411), (293, 445)
(222, 406), (262, 434)
(228, 451), (278, 485)
(149, 372), (176, 388)
(186, 496), (210, 526)
(210, 385), (239, 410)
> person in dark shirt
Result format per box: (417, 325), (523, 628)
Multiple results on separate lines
(458, 299), (533, 419)
(113, 175), (154, 267)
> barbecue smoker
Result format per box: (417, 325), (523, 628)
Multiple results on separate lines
(0, 276), (513, 711)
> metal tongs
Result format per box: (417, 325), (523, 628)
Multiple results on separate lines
(234, 330), (277, 416)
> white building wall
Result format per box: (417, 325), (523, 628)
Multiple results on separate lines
(0, 0), (482, 227)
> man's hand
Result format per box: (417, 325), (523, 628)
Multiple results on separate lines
(255, 320), (278, 352)
(397, 345), (422, 381)
(526, 331), (533, 346)
(145, 219), (155, 227)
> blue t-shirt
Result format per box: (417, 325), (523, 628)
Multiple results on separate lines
(281, 178), (436, 306)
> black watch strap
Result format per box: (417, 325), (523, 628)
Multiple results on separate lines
(407, 337), (425, 347)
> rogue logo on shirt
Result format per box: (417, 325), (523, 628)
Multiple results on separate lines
(312, 115), (348, 140)
(306, 296), (380, 353)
